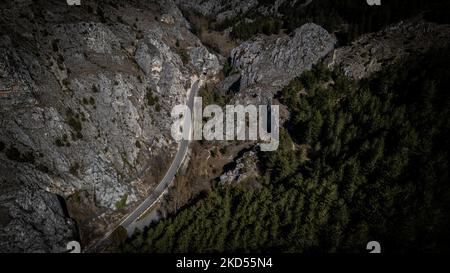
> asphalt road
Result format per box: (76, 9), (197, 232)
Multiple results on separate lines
(120, 80), (199, 228)
(88, 80), (199, 251)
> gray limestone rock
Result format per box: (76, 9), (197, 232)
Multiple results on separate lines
(224, 23), (336, 103)
(219, 148), (258, 185)
(328, 19), (450, 79)
(0, 0), (220, 252)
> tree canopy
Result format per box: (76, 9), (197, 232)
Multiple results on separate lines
(121, 47), (450, 253)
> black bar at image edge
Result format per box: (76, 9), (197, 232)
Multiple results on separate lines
(0, 253), (446, 272)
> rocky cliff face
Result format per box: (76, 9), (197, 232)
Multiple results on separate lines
(222, 18), (450, 106)
(329, 19), (450, 79)
(222, 23), (336, 103)
(0, 0), (219, 252)
(2, 0), (447, 254)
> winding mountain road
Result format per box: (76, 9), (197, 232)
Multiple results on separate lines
(87, 80), (200, 251)
(119, 80), (199, 229)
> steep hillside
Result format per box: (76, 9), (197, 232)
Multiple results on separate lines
(0, 0), (219, 252)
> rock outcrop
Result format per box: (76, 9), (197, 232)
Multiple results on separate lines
(3, 0), (447, 254)
(329, 19), (450, 79)
(224, 23), (336, 103)
(0, 0), (219, 252)
(219, 148), (259, 185)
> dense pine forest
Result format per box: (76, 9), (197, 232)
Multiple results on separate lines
(120, 46), (450, 253)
